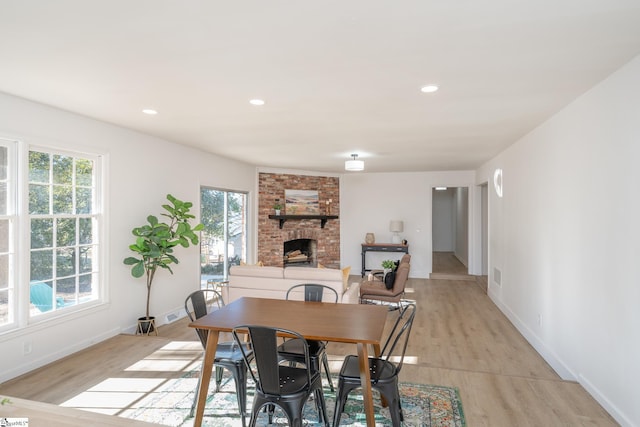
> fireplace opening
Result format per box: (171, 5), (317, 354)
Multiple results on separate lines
(283, 238), (317, 267)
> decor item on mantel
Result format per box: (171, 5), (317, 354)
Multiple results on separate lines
(325, 198), (332, 215)
(390, 220), (404, 243)
(123, 194), (203, 335)
(365, 232), (375, 244)
(273, 199), (282, 215)
(285, 189), (319, 214)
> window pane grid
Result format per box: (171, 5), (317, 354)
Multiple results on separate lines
(29, 149), (99, 316)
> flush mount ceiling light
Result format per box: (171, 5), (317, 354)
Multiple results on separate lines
(345, 154), (364, 171)
(249, 99), (265, 106)
(142, 109), (158, 115)
(420, 84), (439, 93)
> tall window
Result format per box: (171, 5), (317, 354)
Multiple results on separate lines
(0, 142), (102, 330)
(28, 149), (100, 316)
(0, 141), (15, 327)
(200, 187), (247, 286)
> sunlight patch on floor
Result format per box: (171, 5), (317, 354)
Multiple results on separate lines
(58, 340), (203, 417)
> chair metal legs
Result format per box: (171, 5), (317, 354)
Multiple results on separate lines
(333, 375), (403, 427)
(190, 362), (249, 427)
(321, 352), (334, 392)
(249, 387), (329, 427)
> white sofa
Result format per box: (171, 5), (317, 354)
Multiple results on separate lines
(226, 265), (360, 304)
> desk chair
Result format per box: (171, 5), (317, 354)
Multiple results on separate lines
(185, 289), (252, 426)
(233, 324), (329, 427)
(333, 303), (417, 427)
(360, 255), (411, 311)
(277, 284), (338, 391)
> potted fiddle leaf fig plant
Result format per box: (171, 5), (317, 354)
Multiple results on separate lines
(123, 194), (203, 334)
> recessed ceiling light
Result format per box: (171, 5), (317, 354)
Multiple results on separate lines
(421, 85), (439, 93)
(142, 109), (158, 115)
(435, 187), (447, 191)
(249, 99), (265, 106)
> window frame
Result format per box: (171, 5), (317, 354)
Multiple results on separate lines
(200, 186), (248, 286)
(0, 138), (17, 332)
(0, 138), (106, 334)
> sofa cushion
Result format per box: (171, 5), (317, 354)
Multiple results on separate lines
(284, 266), (343, 281)
(229, 264), (283, 278)
(384, 271), (396, 289)
(228, 264), (357, 304)
(342, 266), (351, 292)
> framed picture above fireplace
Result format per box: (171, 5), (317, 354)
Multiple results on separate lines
(285, 189), (319, 215)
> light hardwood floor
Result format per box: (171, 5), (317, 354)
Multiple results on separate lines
(1, 277), (617, 426)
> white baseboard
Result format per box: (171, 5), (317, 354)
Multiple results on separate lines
(487, 293), (636, 426)
(488, 292), (575, 380)
(579, 373), (635, 427)
(0, 327), (120, 383)
(122, 305), (188, 335)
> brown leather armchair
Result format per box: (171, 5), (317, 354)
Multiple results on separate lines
(359, 254), (410, 309)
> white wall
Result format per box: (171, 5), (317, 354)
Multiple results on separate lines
(477, 54), (640, 426)
(0, 92), (257, 382)
(432, 189), (455, 251)
(340, 171), (476, 278)
(454, 187), (469, 266)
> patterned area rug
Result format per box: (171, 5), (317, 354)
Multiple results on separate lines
(127, 369), (466, 426)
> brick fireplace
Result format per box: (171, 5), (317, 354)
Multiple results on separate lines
(258, 173), (340, 268)
(283, 237), (317, 267)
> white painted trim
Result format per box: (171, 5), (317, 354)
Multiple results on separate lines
(488, 292), (576, 381)
(0, 327), (120, 383)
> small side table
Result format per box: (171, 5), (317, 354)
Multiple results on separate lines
(361, 243), (409, 277)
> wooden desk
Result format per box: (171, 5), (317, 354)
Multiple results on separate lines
(361, 243), (409, 276)
(189, 297), (388, 427)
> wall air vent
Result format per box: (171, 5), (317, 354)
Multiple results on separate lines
(493, 267), (502, 286)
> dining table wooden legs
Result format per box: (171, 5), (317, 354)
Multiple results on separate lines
(193, 330), (219, 427)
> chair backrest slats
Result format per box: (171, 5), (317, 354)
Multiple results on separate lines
(286, 283), (339, 303)
(233, 325), (312, 396)
(184, 289), (225, 348)
(247, 326), (281, 395)
(381, 303), (416, 374)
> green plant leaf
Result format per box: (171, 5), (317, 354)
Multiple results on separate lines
(131, 261), (145, 278)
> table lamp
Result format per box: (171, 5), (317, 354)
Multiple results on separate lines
(390, 220), (404, 244)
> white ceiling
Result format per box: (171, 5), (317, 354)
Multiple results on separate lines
(2, 1), (640, 173)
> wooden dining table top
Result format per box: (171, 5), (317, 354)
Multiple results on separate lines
(189, 296), (388, 345)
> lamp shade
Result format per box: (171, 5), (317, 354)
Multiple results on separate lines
(345, 154), (364, 171)
(389, 220), (404, 233)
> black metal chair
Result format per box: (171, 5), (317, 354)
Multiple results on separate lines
(333, 303), (417, 427)
(185, 289), (252, 425)
(277, 284), (338, 391)
(233, 324), (330, 427)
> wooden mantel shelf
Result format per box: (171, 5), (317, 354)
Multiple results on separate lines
(268, 214), (339, 229)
